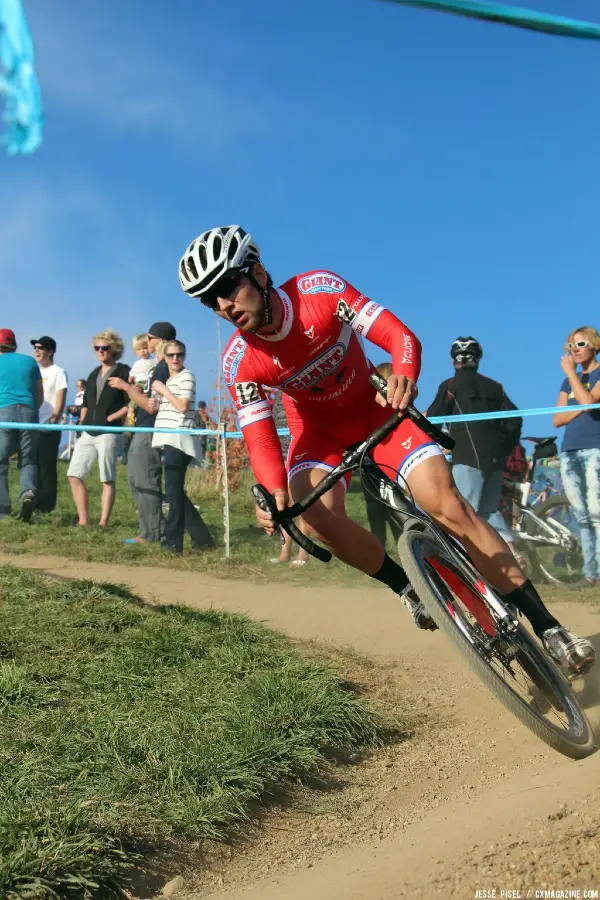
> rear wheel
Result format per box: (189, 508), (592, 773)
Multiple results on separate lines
(397, 528), (596, 759)
(527, 495), (585, 587)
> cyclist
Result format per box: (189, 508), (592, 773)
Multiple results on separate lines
(178, 225), (594, 676)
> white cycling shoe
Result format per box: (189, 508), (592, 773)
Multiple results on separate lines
(542, 627), (596, 677)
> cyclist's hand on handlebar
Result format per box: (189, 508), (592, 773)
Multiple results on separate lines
(255, 489), (288, 535)
(382, 374), (418, 412)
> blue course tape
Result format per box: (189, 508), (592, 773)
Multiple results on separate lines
(380, 0), (600, 39)
(0, 402), (598, 439)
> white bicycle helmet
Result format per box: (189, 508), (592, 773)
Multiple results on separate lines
(179, 225), (261, 297)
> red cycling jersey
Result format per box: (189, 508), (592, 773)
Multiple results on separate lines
(223, 270), (439, 493)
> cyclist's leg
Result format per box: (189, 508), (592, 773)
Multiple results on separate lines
(406, 453), (525, 592)
(451, 464), (484, 512)
(288, 466), (380, 571)
(287, 421), (381, 572)
(287, 427), (416, 602)
(478, 469), (515, 548)
(404, 451), (594, 669)
(375, 422), (559, 630)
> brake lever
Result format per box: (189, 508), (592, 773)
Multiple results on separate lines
(251, 484), (332, 563)
(251, 484), (285, 544)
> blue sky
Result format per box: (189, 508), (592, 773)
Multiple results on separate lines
(1, 0), (599, 438)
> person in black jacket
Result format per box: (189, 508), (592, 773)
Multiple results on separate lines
(67, 330), (130, 527)
(427, 337), (522, 549)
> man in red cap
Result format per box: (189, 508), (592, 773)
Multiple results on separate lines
(0, 329), (43, 521)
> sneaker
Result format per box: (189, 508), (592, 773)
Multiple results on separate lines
(400, 586), (438, 631)
(542, 626), (595, 677)
(17, 490), (35, 523)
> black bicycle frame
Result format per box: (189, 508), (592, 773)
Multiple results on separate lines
(252, 374), (455, 563)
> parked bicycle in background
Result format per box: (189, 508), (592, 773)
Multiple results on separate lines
(502, 437), (584, 587)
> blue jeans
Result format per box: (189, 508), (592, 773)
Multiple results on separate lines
(560, 448), (600, 579)
(452, 464), (512, 543)
(0, 405), (39, 518)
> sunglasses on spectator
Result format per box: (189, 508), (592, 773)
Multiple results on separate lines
(567, 340), (592, 351)
(200, 273), (243, 310)
(33, 344), (45, 351)
(94, 345), (110, 352)
(165, 352), (185, 359)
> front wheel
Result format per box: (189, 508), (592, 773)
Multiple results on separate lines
(397, 528), (596, 760)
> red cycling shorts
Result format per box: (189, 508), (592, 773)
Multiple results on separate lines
(286, 401), (442, 489)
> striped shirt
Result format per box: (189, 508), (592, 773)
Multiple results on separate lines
(152, 368), (201, 459)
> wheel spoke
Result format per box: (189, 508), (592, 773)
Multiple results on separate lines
(425, 562), (569, 728)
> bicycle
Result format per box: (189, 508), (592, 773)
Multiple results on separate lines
(504, 437), (584, 587)
(253, 374), (596, 760)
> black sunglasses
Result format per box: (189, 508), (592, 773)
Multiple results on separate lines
(200, 273), (243, 310)
(165, 352), (185, 359)
(94, 345), (110, 352)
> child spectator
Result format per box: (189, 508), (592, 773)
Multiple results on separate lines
(123, 335), (157, 457)
(128, 334), (155, 388)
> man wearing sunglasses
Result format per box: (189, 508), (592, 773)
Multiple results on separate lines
(67, 331), (130, 527)
(178, 225), (594, 676)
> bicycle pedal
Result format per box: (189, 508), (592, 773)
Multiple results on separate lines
(400, 589), (438, 631)
(567, 658), (595, 680)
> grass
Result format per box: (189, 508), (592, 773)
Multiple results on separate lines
(0, 565), (397, 898)
(0, 459), (376, 585)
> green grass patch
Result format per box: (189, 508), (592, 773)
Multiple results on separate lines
(0, 565), (394, 898)
(0, 459), (379, 586)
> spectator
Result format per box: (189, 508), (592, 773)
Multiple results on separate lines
(68, 379), (87, 421)
(366, 361), (403, 549)
(426, 337), (522, 552)
(195, 400), (211, 463)
(270, 524), (311, 567)
(62, 379), (87, 462)
(108, 322), (175, 544)
(67, 330), (130, 527)
(31, 335), (67, 514)
(0, 328), (42, 521)
(553, 326), (600, 585)
(123, 334), (156, 461)
(152, 340), (213, 553)
(128, 334), (155, 388)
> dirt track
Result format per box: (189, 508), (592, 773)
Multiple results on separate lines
(3, 552), (600, 899)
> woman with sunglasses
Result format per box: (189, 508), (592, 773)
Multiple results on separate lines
(553, 326), (600, 585)
(151, 340), (213, 553)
